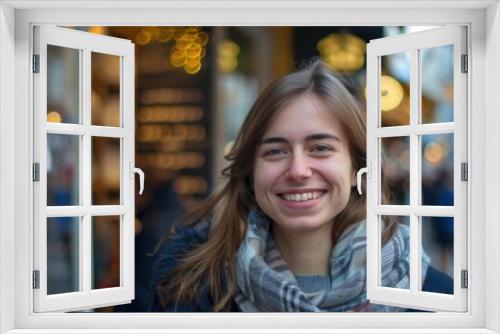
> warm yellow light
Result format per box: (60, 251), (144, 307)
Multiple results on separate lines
(186, 44), (202, 58)
(379, 76), (404, 112)
(219, 40), (240, 57)
(170, 51), (186, 67)
(198, 31), (209, 45)
(135, 30), (152, 45)
(218, 39), (240, 74)
(175, 39), (190, 50)
(187, 27), (201, 32)
(157, 29), (174, 43)
(317, 33), (366, 72)
(47, 111), (62, 123)
(424, 142), (445, 165)
(218, 57), (238, 74)
(185, 60), (202, 74)
(165, 28), (208, 75)
(88, 26), (107, 35)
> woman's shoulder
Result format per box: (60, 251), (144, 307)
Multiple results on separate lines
(422, 265), (453, 294)
(150, 219), (210, 288)
(404, 266), (453, 312)
(149, 219), (214, 312)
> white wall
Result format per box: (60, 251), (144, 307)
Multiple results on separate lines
(0, 2), (16, 333)
(485, 2), (500, 332)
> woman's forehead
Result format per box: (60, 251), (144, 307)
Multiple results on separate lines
(263, 94), (347, 139)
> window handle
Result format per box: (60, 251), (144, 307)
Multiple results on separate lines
(356, 164), (370, 195)
(130, 162), (145, 195)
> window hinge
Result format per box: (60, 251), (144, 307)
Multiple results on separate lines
(461, 270), (468, 289)
(32, 270), (40, 289)
(461, 54), (468, 73)
(32, 55), (40, 73)
(461, 162), (468, 181)
(33, 163), (40, 182)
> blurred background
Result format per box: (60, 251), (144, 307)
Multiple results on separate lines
(45, 26), (455, 311)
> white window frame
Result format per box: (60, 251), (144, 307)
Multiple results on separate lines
(0, 1), (499, 333)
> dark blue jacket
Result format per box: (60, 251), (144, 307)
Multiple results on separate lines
(150, 224), (453, 312)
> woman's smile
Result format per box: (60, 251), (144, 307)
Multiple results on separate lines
(276, 189), (327, 209)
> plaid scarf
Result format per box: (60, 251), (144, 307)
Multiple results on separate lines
(234, 209), (430, 312)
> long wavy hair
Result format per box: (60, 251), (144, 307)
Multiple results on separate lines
(156, 61), (397, 311)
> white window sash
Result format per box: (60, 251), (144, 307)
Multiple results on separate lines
(33, 25), (136, 312)
(366, 25), (468, 312)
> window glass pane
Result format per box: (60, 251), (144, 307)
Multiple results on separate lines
(381, 136), (410, 205)
(47, 45), (80, 124)
(421, 45), (454, 124)
(421, 216), (454, 294)
(92, 52), (121, 127)
(47, 217), (80, 294)
(380, 52), (409, 127)
(92, 216), (121, 289)
(47, 134), (80, 206)
(380, 215), (410, 289)
(421, 133), (454, 206)
(92, 137), (121, 205)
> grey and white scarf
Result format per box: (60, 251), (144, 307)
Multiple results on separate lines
(234, 209), (430, 312)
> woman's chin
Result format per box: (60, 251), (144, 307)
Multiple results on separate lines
(272, 214), (333, 233)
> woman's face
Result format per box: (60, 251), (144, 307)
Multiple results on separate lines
(253, 94), (356, 233)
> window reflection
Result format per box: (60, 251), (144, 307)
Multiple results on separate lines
(47, 45), (80, 124)
(47, 134), (80, 206)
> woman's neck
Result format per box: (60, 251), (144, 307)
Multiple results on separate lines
(272, 224), (333, 276)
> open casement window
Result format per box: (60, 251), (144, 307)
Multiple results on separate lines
(33, 26), (141, 312)
(365, 26), (467, 312)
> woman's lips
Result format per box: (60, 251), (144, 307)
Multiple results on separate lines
(276, 190), (327, 209)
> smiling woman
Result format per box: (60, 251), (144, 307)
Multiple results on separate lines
(150, 61), (453, 312)
(253, 93), (359, 277)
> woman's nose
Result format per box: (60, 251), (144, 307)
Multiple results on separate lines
(286, 153), (313, 181)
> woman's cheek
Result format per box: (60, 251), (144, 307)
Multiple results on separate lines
(253, 160), (270, 197)
(254, 161), (279, 190)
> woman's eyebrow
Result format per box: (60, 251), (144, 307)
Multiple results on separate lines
(261, 137), (288, 145)
(305, 133), (342, 142)
(260, 133), (341, 145)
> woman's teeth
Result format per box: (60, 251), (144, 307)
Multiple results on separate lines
(281, 192), (322, 202)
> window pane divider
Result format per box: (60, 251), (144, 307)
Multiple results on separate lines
(374, 205), (454, 216)
(90, 126), (127, 138)
(375, 122), (455, 138)
(409, 48), (420, 293)
(82, 48), (92, 295)
(46, 122), (86, 135)
(46, 206), (87, 217)
(46, 205), (127, 217)
(46, 123), (126, 138)
(90, 205), (126, 216)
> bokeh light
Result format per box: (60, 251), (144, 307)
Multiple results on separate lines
(317, 33), (366, 73)
(47, 111), (62, 123)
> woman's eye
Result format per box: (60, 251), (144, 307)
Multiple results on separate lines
(311, 144), (334, 153)
(264, 148), (286, 157)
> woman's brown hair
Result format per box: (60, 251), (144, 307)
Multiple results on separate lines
(156, 60), (397, 311)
